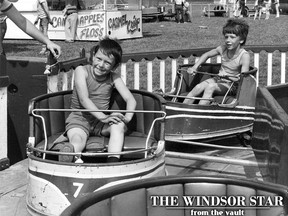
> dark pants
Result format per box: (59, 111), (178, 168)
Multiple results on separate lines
(175, 4), (184, 23)
(240, 0), (246, 16)
(0, 19), (7, 55)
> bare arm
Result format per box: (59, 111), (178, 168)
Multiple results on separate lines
(240, 52), (251, 73)
(113, 74), (137, 123)
(4, 5), (61, 57)
(188, 46), (221, 74)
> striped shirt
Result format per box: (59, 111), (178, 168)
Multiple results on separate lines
(37, 0), (49, 19)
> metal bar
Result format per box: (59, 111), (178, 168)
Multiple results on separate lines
(165, 151), (269, 167)
(165, 139), (269, 154)
(31, 109), (166, 159)
(27, 145), (157, 157)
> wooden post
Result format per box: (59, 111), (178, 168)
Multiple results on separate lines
(0, 54), (10, 170)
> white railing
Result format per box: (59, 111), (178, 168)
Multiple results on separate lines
(48, 45), (287, 93)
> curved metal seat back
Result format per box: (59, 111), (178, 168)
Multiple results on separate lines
(171, 63), (257, 106)
(28, 89), (166, 150)
(61, 175), (288, 216)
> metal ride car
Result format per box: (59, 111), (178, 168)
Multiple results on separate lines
(160, 63), (257, 144)
(26, 89), (166, 216)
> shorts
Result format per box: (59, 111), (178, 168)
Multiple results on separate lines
(212, 77), (239, 95)
(65, 112), (105, 137)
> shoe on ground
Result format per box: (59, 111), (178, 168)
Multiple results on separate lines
(59, 143), (74, 162)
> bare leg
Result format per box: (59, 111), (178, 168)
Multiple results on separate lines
(199, 82), (229, 105)
(67, 127), (88, 153)
(101, 122), (126, 160)
(183, 78), (214, 104)
(275, 3), (280, 17)
(254, 10), (258, 20)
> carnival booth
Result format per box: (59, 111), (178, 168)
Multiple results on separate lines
(6, 0), (142, 41)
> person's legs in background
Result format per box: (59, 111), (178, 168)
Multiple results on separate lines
(275, 0), (280, 18)
(69, 13), (78, 42)
(265, 1), (271, 19)
(175, 4), (181, 23)
(0, 16), (7, 55)
(65, 13), (78, 42)
(39, 17), (49, 54)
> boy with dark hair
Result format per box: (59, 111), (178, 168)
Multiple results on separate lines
(59, 37), (137, 163)
(183, 19), (250, 105)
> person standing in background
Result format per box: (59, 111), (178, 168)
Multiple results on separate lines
(34, 0), (53, 54)
(254, 0), (265, 20)
(0, 11), (7, 55)
(63, 0), (78, 43)
(183, 1), (192, 22)
(274, 0), (280, 18)
(264, 0), (271, 19)
(239, 0), (247, 17)
(174, 0), (184, 23)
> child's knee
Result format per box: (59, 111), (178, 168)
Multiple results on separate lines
(194, 83), (203, 91)
(111, 121), (126, 133)
(204, 83), (217, 94)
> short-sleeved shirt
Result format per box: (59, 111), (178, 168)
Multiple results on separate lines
(0, 0), (13, 12)
(37, 0), (48, 19)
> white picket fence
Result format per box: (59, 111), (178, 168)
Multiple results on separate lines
(0, 45), (287, 169)
(48, 45), (287, 93)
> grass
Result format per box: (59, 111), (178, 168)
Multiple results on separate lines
(4, 15), (288, 61)
(3, 14), (288, 89)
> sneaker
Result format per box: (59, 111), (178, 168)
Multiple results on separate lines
(107, 156), (120, 163)
(59, 143), (74, 162)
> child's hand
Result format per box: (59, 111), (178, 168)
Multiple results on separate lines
(105, 112), (126, 125)
(187, 66), (197, 75)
